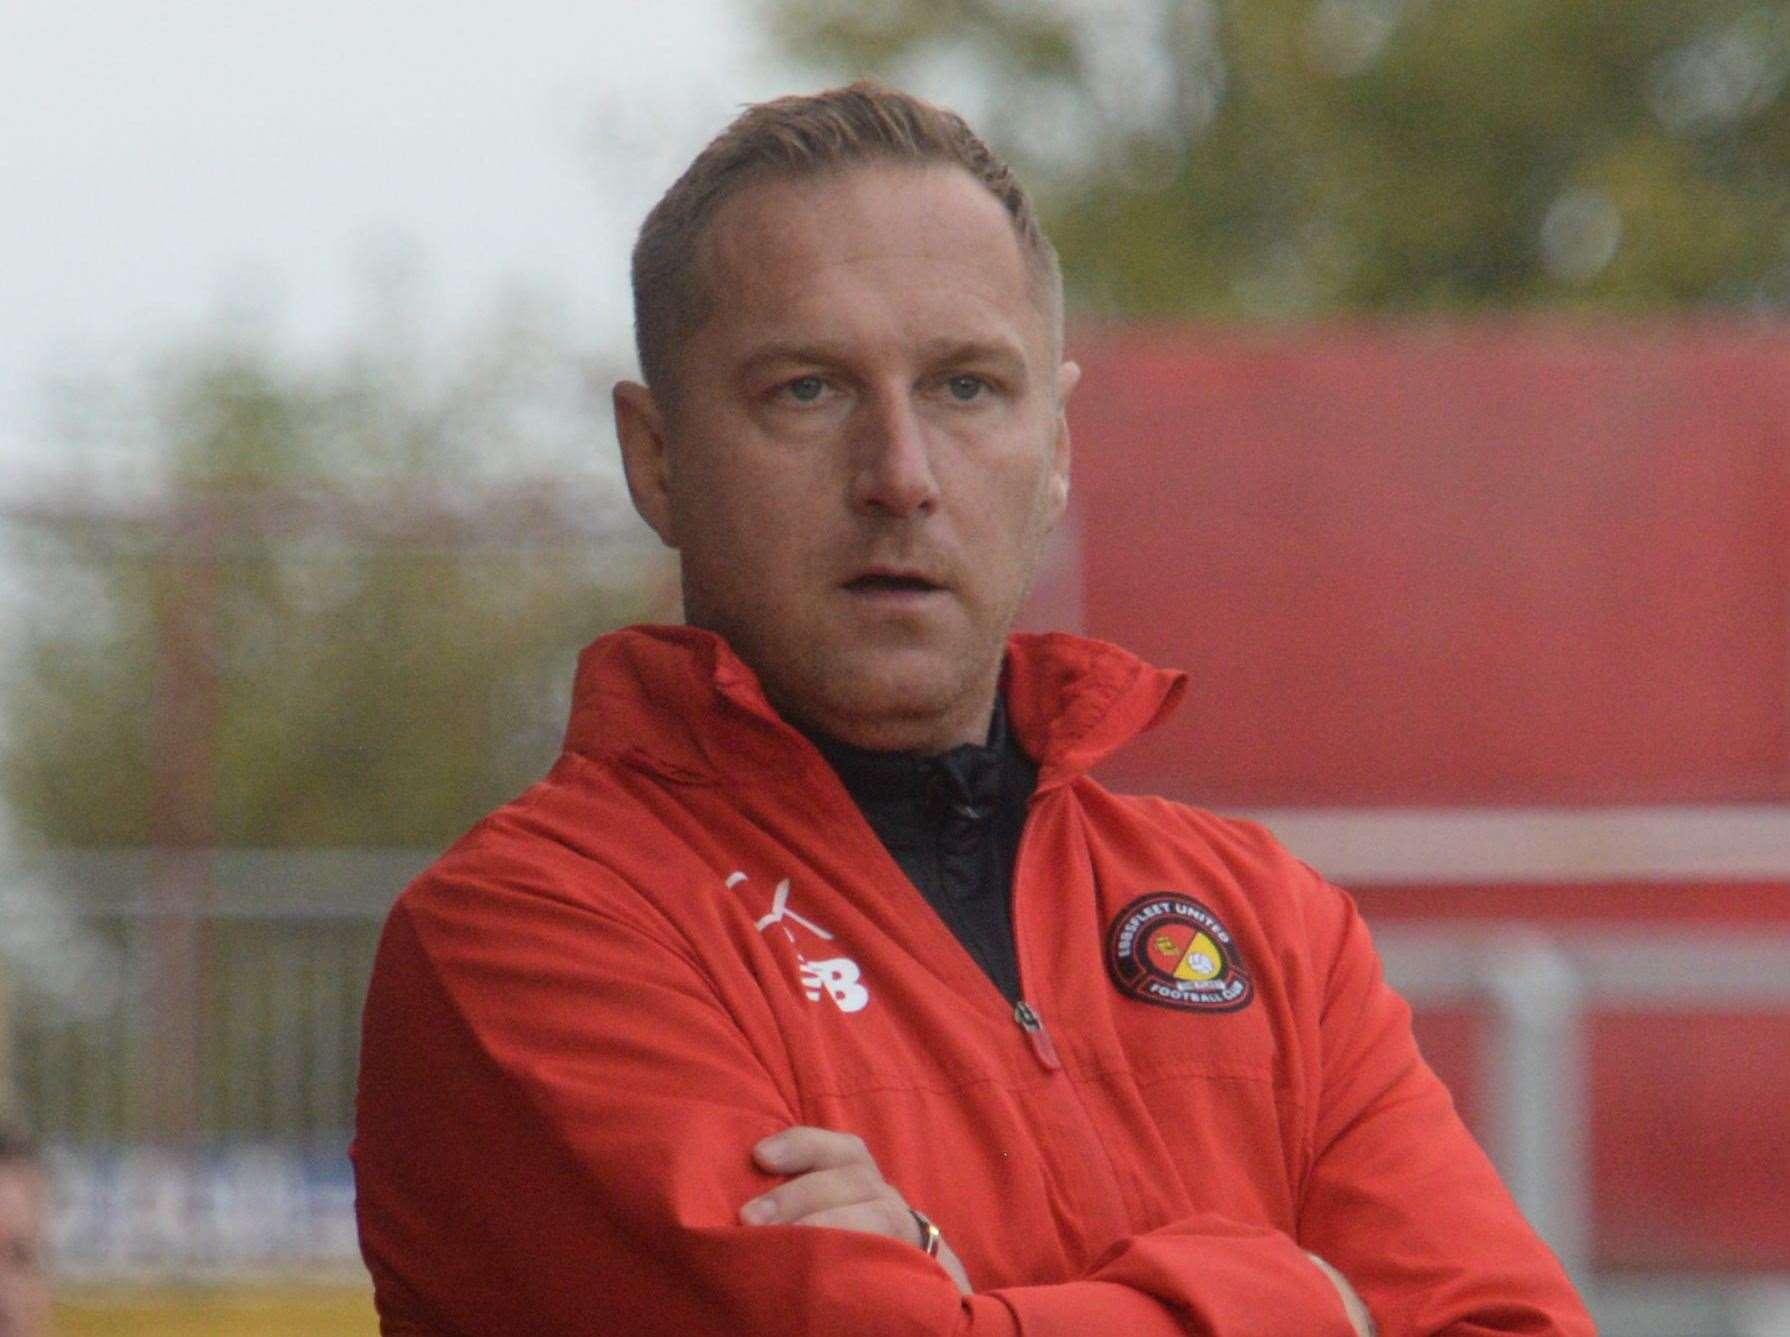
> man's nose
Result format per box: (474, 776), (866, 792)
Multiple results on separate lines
(849, 390), (940, 517)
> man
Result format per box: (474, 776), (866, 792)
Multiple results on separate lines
(353, 83), (1593, 1336)
(0, 1123), (51, 1337)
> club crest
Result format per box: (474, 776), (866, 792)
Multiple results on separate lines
(1105, 893), (1253, 1013)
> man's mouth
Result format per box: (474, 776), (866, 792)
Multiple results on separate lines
(843, 571), (944, 595)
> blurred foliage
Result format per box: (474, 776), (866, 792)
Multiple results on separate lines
(2, 312), (659, 848)
(759, 0), (1790, 317)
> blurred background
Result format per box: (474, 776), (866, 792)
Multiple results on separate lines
(2, 2), (1787, 1333)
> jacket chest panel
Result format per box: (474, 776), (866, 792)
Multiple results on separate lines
(1008, 801), (1313, 1227)
(725, 865), (1027, 1096)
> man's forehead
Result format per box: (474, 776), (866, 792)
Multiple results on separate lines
(715, 165), (1015, 270)
(694, 163), (1044, 345)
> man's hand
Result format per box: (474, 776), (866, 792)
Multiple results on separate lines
(1307, 1252), (1376, 1337)
(740, 1126), (973, 1295)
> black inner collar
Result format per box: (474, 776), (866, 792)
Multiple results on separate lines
(803, 698), (1012, 811)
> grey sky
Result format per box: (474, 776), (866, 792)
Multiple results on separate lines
(0, 0), (802, 480)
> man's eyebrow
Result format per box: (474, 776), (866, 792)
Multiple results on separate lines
(737, 342), (853, 375)
(738, 337), (1031, 371)
(915, 336), (1028, 369)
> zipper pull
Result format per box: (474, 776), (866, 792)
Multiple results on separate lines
(1013, 1000), (1062, 1071)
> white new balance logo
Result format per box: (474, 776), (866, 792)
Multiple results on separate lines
(729, 871), (870, 1015)
(799, 957), (869, 1012)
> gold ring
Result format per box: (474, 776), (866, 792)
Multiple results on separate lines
(908, 1207), (941, 1258)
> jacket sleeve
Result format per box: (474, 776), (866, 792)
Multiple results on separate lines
(353, 866), (1357, 1337)
(1290, 874), (1597, 1336)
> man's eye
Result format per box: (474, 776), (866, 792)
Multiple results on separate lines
(946, 375), (987, 402)
(784, 376), (827, 404)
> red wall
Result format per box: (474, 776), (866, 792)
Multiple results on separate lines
(1068, 320), (1790, 808)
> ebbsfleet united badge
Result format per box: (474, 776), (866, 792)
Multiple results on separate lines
(1105, 893), (1253, 1013)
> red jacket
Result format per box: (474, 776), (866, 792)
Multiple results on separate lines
(353, 626), (1593, 1336)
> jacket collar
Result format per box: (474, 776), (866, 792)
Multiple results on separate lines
(561, 624), (1186, 792)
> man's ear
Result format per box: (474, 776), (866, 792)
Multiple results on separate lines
(1046, 360), (1081, 523)
(613, 380), (679, 548)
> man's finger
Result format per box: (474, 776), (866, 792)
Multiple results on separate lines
(784, 1199), (917, 1243)
(753, 1126), (871, 1174)
(740, 1164), (890, 1226)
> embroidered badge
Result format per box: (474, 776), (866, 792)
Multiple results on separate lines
(1105, 893), (1253, 1013)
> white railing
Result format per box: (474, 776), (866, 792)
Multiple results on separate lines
(1378, 929), (1790, 1337)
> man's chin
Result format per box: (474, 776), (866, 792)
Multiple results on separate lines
(797, 642), (997, 752)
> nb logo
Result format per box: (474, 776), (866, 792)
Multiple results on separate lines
(729, 871), (871, 1015)
(799, 957), (870, 1013)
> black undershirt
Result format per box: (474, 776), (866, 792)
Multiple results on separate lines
(804, 697), (1038, 1004)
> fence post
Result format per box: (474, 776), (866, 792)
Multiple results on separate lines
(1480, 938), (1590, 1288)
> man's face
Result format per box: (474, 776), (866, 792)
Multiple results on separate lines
(0, 1164), (50, 1337)
(617, 163), (1077, 752)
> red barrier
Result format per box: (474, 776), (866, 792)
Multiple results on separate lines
(1057, 321), (1790, 1272)
(1067, 320), (1790, 808)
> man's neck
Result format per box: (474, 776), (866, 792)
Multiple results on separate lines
(765, 689), (998, 757)
(800, 693), (1007, 766)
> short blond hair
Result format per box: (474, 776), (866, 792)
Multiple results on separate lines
(630, 81), (1062, 400)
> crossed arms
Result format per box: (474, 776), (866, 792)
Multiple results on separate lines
(734, 1123), (1373, 1334)
(353, 865), (1592, 1336)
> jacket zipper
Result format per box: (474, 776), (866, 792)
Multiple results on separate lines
(809, 739), (1067, 1073)
(1008, 774), (1067, 1074)
(1012, 999), (1062, 1071)
(1006, 778), (1064, 1073)
(1008, 793), (1137, 1236)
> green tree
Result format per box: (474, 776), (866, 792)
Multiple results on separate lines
(2, 309), (660, 849)
(759, 0), (1790, 317)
